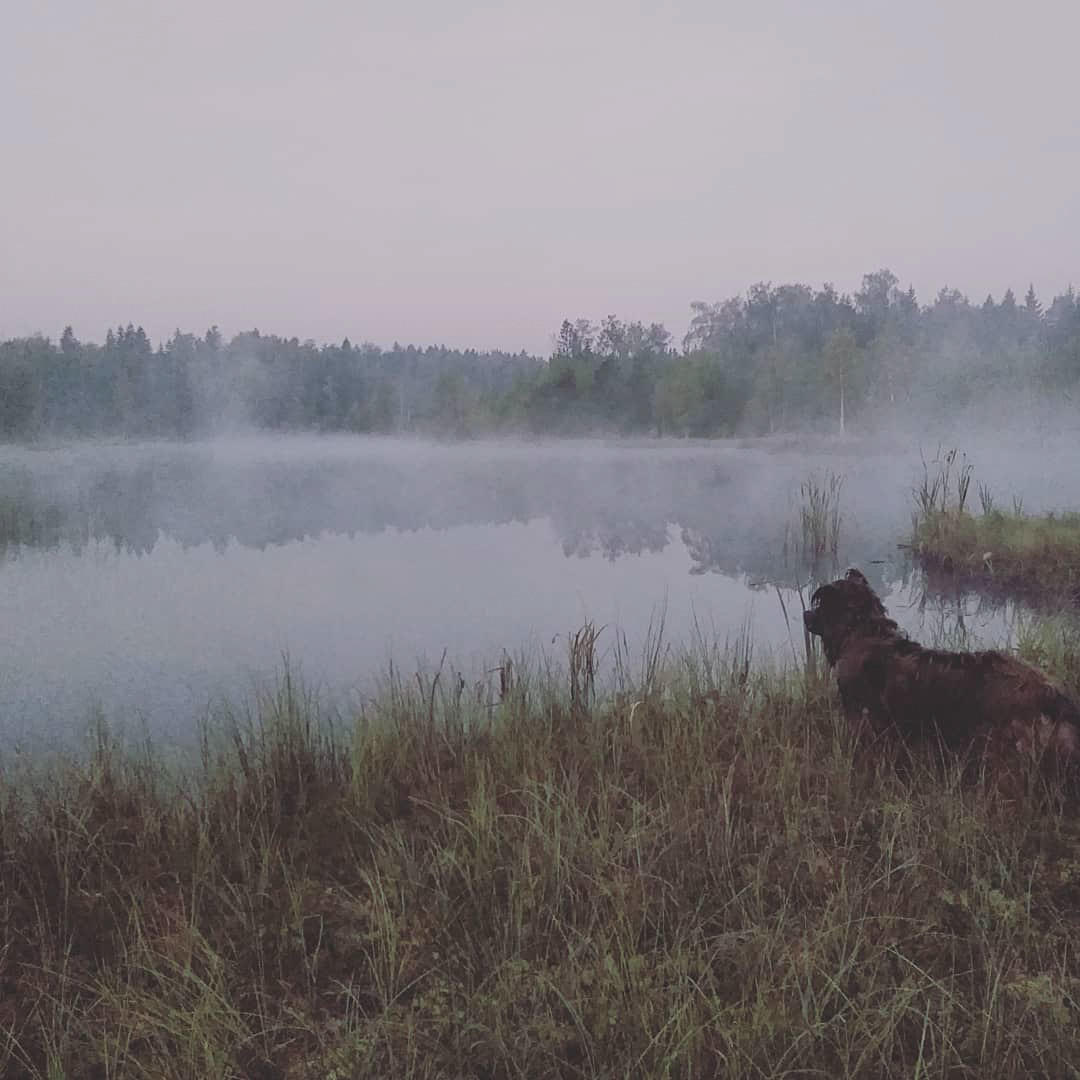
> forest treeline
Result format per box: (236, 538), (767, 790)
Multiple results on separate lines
(3, 269), (1079, 440)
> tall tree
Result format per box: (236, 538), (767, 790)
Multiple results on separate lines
(824, 328), (858, 435)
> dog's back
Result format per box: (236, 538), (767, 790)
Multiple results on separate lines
(806, 568), (1080, 774)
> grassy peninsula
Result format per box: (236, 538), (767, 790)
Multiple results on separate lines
(912, 449), (1080, 604)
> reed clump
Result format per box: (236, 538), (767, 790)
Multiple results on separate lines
(783, 470), (844, 579)
(2, 636), (1080, 1078)
(800, 470), (844, 561)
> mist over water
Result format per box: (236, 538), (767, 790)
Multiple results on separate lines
(2, 433), (1078, 746)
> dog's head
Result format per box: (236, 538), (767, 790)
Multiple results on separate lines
(803, 568), (890, 659)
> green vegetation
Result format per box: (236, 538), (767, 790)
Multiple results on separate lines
(3, 633), (1080, 1078)
(799, 470), (844, 563)
(4, 270), (1080, 439)
(781, 469), (844, 610)
(913, 450), (1080, 602)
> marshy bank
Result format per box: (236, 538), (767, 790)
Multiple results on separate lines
(912, 448), (1080, 608)
(3, 634), (1080, 1079)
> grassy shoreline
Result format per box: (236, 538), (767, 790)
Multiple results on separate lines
(3, 638), (1080, 1078)
(914, 506), (1080, 603)
(911, 448), (1080, 607)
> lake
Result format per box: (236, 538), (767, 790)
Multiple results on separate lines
(2, 433), (1077, 745)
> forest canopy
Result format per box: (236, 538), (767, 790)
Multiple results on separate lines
(3, 270), (1078, 440)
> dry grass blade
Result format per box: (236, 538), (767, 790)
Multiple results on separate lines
(568, 620), (604, 712)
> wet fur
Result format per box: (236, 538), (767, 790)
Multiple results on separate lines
(803, 569), (1080, 783)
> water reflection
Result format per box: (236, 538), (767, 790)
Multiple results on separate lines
(2, 436), (1078, 741)
(1, 439), (916, 595)
(5, 437), (1077, 621)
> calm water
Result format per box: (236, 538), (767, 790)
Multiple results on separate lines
(2, 434), (1077, 745)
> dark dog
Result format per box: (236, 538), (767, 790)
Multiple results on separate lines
(803, 569), (1080, 781)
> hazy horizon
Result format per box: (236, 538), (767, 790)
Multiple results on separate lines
(5, 0), (1078, 355)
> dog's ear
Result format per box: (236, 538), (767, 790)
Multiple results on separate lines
(844, 567), (889, 619)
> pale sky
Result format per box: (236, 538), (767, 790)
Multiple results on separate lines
(3, 0), (1078, 354)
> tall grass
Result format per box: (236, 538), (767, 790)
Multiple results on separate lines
(2, 635), (1080, 1077)
(800, 470), (844, 561)
(775, 581), (820, 685)
(914, 447), (973, 519)
(783, 470), (844, 579)
(778, 471), (841, 684)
